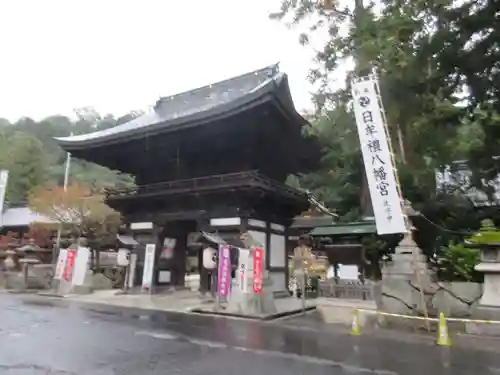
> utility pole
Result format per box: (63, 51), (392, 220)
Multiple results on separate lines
(53, 132), (72, 264)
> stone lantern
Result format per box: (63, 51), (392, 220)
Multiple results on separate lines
(4, 239), (20, 271)
(468, 242), (500, 308)
(18, 238), (41, 290)
(464, 240), (500, 335)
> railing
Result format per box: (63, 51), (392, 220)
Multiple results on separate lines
(318, 279), (374, 301)
(105, 170), (305, 199)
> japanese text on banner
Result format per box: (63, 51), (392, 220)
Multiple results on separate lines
(217, 244), (231, 297)
(63, 249), (76, 281)
(351, 77), (406, 235)
(253, 247), (263, 294)
(142, 244), (156, 290)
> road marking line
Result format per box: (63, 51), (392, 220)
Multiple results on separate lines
(188, 339), (228, 348)
(134, 330), (177, 340)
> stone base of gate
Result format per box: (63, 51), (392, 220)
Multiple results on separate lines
(316, 297), (378, 328)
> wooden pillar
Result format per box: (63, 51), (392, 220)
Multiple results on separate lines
(197, 218), (212, 294)
(172, 233), (187, 287)
(284, 227), (290, 292)
(265, 222), (272, 270)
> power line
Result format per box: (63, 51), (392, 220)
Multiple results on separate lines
(418, 213), (475, 236)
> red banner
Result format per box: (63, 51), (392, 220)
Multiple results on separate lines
(253, 247), (263, 294)
(63, 249), (76, 281)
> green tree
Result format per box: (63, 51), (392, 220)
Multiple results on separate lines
(288, 106), (363, 219)
(28, 184), (121, 248)
(4, 132), (47, 204)
(273, 0), (496, 265)
(272, 0), (464, 211)
(0, 109), (139, 203)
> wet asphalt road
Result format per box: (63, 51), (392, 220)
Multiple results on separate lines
(1, 293), (500, 375)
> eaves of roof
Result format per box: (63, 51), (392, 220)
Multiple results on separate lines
(56, 65), (306, 151)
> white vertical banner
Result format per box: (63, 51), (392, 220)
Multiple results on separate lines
(71, 247), (91, 286)
(237, 248), (250, 293)
(54, 249), (68, 280)
(0, 170), (8, 227)
(142, 244), (156, 290)
(128, 253), (138, 288)
(351, 75), (406, 235)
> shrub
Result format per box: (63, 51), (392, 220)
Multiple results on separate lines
(437, 242), (482, 283)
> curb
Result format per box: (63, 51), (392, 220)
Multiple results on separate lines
(37, 292), (65, 298)
(7, 289), (43, 294)
(32, 291), (317, 322)
(190, 306), (317, 321)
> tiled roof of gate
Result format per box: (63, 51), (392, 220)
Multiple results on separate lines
(56, 64), (285, 148)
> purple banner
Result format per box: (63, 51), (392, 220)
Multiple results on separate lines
(217, 244), (231, 297)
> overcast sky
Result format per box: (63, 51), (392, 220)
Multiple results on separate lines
(0, 0), (330, 122)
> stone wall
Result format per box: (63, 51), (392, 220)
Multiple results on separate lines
(377, 280), (483, 318)
(316, 280), (483, 329)
(0, 264), (54, 290)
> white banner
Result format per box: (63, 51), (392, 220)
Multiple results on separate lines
(128, 253), (138, 288)
(142, 244), (156, 290)
(351, 75), (406, 235)
(237, 248), (250, 293)
(0, 170), (8, 227)
(71, 247), (90, 286)
(54, 249), (68, 280)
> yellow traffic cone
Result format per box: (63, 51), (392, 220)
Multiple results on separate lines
(351, 309), (361, 336)
(437, 312), (451, 346)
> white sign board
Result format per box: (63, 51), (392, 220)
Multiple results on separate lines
(54, 249), (68, 280)
(128, 253), (137, 288)
(142, 244), (156, 290)
(71, 247), (91, 286)
(0, 170), (8, 227)
(202, 247), (217, 270)
(351, 75), (406, 235)
(117, 249), (130, 267)
(158, 270), (171, 283)
(237, 248), (250, 293)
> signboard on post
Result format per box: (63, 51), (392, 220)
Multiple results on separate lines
(238, 248), (250, 293)
(253, 247), (263, 294)
(351, 74), (406, 235)
(217, 244), (231, 297)
(63, 249), (77, 281)
(128, 253), (138, 289)
(142, 244), (156, 291)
